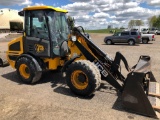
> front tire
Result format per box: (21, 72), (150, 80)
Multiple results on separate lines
(66, 60), (101, 96)
(16, 57), (42, 84)
(106, 40), (112, 45)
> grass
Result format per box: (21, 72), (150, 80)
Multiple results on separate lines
(85, 28), (122, 34)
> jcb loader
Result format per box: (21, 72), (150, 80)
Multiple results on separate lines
(0, 6), (160, 118)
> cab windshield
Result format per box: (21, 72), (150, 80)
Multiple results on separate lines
(25, 9), (70, 56)
(45, 10), (70, 45)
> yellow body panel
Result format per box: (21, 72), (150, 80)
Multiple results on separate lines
(68, 40), (86, 60)
(23, 6), (68, 13)
(43, 57), (64, 70)
(7, 36), (23, 69)
(6, 33), (95, 70)
(68, 34), (98, 61)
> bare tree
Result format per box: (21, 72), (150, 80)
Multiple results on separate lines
(128, 20), (135, 29)
(135, 20), (144, 31)
(128, 20), (144, 30)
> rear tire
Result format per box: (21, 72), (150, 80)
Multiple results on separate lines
(16, 57), (42, 84)
(128, 40), (135, 45)
(66, 60), (101, 96)
(142, 39), (148, 44)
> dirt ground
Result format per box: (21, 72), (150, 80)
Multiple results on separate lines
(0, 33), (160, 120)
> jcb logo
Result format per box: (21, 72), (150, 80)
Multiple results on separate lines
(35, 44), (45, 53)
(94, 60), (108, 77)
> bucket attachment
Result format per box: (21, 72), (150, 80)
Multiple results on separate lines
(122, 56), (160, 118)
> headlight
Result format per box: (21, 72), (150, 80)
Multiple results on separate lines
(71, 36), (76, 42)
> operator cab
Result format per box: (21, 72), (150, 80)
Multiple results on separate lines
(19, 6), (70, 58)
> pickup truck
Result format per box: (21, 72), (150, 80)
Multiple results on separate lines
(141, 33), (155, 44)
(148, 28), (158, 35)
(141, 28), (149, 34)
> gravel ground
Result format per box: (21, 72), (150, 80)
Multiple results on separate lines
(0, 33), (160, 120)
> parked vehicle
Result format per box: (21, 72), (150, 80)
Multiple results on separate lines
(141, 28), (149, 34)
(104, 31), (141, 45)
(148, 28), (159, 35)
(155, 28), (160, 35)
(141, 33), (155, 44)
(157, 30), (160, 35)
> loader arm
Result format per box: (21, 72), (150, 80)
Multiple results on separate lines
(71, 26), (160, 118)
(71, 27), (132, 91)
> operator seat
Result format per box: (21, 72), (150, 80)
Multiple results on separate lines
(31, 26), (38, 37)
(59, 40), (70, 57)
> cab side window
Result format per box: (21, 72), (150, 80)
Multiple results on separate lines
(121, 32), (129, 36)
(25, 10), (49, 39)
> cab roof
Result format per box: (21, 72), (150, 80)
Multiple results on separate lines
(23, 6), (68, 13)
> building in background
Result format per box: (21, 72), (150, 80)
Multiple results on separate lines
(0, 9), (23, 33)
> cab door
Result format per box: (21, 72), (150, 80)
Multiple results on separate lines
(112, 32), (121, 43)
(23, 10), (51, 57)
(120, 32), (130, 43)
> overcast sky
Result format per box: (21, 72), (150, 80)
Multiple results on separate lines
(0, 0), (160, 29)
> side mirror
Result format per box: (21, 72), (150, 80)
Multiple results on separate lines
(18, 11), (24, 16)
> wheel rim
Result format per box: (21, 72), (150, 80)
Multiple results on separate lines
(129, 41), (134, 45)
(107, 40), (111, 44)
(143, 39), (147, 43)
(19, 64), (30, 79)
(71, 70), (88, 90)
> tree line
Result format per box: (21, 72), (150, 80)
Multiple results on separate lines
(128, 20), (144, 29)
(148, 15), (160, 28)
(128, 15), (160, 29)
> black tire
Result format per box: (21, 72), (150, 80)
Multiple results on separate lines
(142, 39), (148, 44)
(16, 57), (42, 84)
(128, 39), (135, 45)
(66, 60), (101, 96)
(83, 60), (101, 89)
(106, 39), (112, 45)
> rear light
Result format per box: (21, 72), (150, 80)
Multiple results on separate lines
(152, 35), (154, 38)
(138, 35), (141, 39)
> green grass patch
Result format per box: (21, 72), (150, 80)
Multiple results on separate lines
(85, 29), (122, 34)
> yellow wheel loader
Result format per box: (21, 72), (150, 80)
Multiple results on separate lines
(0, 6), (160, 118)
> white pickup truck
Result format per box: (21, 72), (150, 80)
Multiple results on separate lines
(141, 33), (155, 44)
(148, 28), (160, 35)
